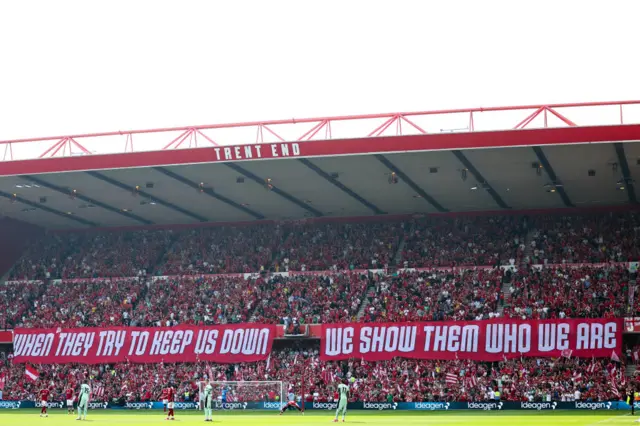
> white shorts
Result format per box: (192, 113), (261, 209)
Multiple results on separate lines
(40, 401), (48, 408)
(163, 399), (168, 405)
(167, 402), (174, 409)
(67, 400), (74, 407)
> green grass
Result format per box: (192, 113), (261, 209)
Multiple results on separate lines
(0, 410), (638, 426)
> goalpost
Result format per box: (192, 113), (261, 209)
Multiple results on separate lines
(196, 381), (287, 411)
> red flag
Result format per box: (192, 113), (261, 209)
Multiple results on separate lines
(25, 365), (39, 382)
(445, 373), (458, 386)
(612, 387), (621, 398)
(611, 350), (621, 363)
(93, 384), (104, 398)
(561, 349), (573, 359)
(321, 368), (333, 384)
(466, 376), (478, 388)
(0, 372), (5, 390)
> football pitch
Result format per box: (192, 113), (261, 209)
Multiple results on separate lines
(1, 410), (640, 426)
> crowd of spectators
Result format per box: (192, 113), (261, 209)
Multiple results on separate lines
(8, 234), (78, 281)
(528, 213), (640, 264)
(503, 265), (631, 320)
(252, 272), (369, 324)
(2, 212), (640, 405)
(402, 216), (527, 268)
(1, 272), (370, 329)
(6, 213), (640, 281)
(17, 278), (142, 329)
(131, 276), (258, 327)
(274, 221), (403, 272)
(59, 231), (173, 279)
(0, 280), (45, 329)
(0, 265), (631, 329)
(363, 268), (505, 322)
(155, 225), (282, 275)
(0, 346), (628, 403)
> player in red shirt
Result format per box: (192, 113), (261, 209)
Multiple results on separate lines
(39, 387), (50, 417)
(166, 385), (176, 420)
(65, 386), (75, 415)
(160, 388), (169, 413)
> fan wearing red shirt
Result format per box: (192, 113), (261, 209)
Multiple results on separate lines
(39, 388), (50, 417)
(66, 387), (75, 415)
(166, 385), (176, 421)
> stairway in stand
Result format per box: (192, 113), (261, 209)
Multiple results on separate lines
(626, 363), (637, 378)
(498, 227), (537, 314)
(355, 222), (413, 320)
(391, 222), (411, 268)
(356, 284), (376, 320)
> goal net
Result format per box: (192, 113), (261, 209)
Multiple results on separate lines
(197, 381), (286, 411)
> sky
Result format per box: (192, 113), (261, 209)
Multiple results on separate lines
(1, 0), (640, 156)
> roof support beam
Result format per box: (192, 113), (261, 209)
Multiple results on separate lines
(23, 175), (153, 225)
(374, 154), (448, 212)
(153, 167), (265, 220)
(0, 190), (98, 227)
(298, 159), (385, 215)
(226, 163), (323, 217)
(613, 143), (638, 204)
(86, 171), (209, 222)
(532, 147), (574, 207)
(451, 151), (511, 209)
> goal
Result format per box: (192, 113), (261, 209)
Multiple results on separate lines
(197, 381), (287, 410)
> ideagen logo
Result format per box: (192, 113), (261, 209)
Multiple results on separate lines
(174, 402), (198, 410)
(362, 402), (397, 410)
(414, 402), (449, 410)
(312, 402), (337, 410)
(575, 402), (612, 410)
(36, 401), (63, 409)
(88, 402), (109, 409)
(520, 402), (557, 411)
(0, 401), (21, 409)
(467, 402), (503, 411)
(263, 402), (282, 410)
(215, 402), (247, 410)
(125, 402), (153, 409)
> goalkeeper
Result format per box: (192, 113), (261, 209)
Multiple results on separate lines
(333, 379), (349, 423)
(203, 381), (213, 422)
(76, 382), (91, 421)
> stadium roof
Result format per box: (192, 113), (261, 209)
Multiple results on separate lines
(2, 101), (640, 230)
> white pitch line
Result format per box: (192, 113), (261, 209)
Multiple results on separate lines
(585, 413), (631, 426)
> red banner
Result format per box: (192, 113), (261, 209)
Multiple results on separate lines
(11, 324), (275, 365)
(321, 318), (623, 362)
